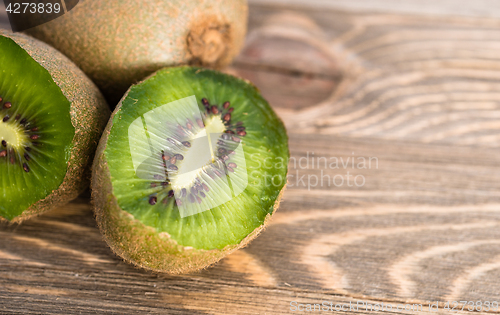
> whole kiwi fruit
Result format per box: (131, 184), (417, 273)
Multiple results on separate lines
(0, 30), (110, 222)
(92, 66), (289, 274)
(25, 0), (248, 105)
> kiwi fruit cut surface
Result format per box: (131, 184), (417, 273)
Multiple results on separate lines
(25, 0), (248, 105)
(92, 66), (288, 273)
(0, 30), (110, 222)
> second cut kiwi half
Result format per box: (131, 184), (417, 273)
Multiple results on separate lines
(0, 30), (110, 222)
(92, 66), (288, 273)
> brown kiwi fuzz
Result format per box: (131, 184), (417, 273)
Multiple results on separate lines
(92, 67), (288, 274)
(25, 0), (248, 104)
(0, 30), (110, 222)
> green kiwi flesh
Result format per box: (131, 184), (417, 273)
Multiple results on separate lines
(0, 30), (110, 222)
(25, 0), (248, 104)
(92, 66), (288, 273)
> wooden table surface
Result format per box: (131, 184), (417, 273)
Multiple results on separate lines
(2, 2), (500, 314)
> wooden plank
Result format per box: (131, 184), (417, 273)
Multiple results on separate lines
(1, 135), (499, 314)
(249, 0), (500, 18)
(2, 2), (500, 314)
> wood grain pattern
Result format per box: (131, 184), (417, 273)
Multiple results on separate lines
(2, 2), (500, 314)
(248, 0), (500, 18)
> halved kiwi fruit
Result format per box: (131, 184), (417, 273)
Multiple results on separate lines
(25, 0), (248, 104)
(0, 30), (110, 222)
(92, 66), (288, 273)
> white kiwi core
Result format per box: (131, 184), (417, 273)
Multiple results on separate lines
(171, 116), (226, 190)
(0, 121), (29, 150)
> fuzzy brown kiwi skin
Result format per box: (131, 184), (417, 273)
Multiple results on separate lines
(25, 0), (248, 105)
(0, 30), (110, 223)
(91, 76), (287, 274)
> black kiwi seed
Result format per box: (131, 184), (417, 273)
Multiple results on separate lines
(25, 147), (31, 152)
(218, 148), (226, 154)
(225, 130), (234, 134)
(237, 131), (246, 136)
(199, 191), (206, 198)
(167, 138), (177, 145)
(31, 127), (38, 131)
(149, 196), (157, 205)
(168, 190), (174, 198)
(181, 188), (187, 197)
(151, 183), (157, 188)
(3, 102), (11, 109)
(1, 140), (6, 147)
(22, 163), (29, 173)
(223, 113), (231, 122)
(190, 186), (197, 194)
(15, 114), (20, 121)
(24, 153), (30, 161)
(170, 156), (177, 164)
(3, 115), (10, 122)
(223, 101), (230, 109)
(228, 162), (237, 168)
(189, 194), (195, 203)
(174, 154), (183, 160)
(202, 183), (209, 192)
(210, 106), (219, 114)
(168, 165), (178, 171)
(0, 150), (6, 157)
(20, 118), (27, 125)
(30, 135), (39, 140)
(176, 124), (186, 136)
(196, 196), (202, 204)
(232, 136), (241, 142)
(201, 98), (209, 107)
(196, 119), (204, 128)
(182, 141), (191, 148)
(228, 108), (234, 113)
